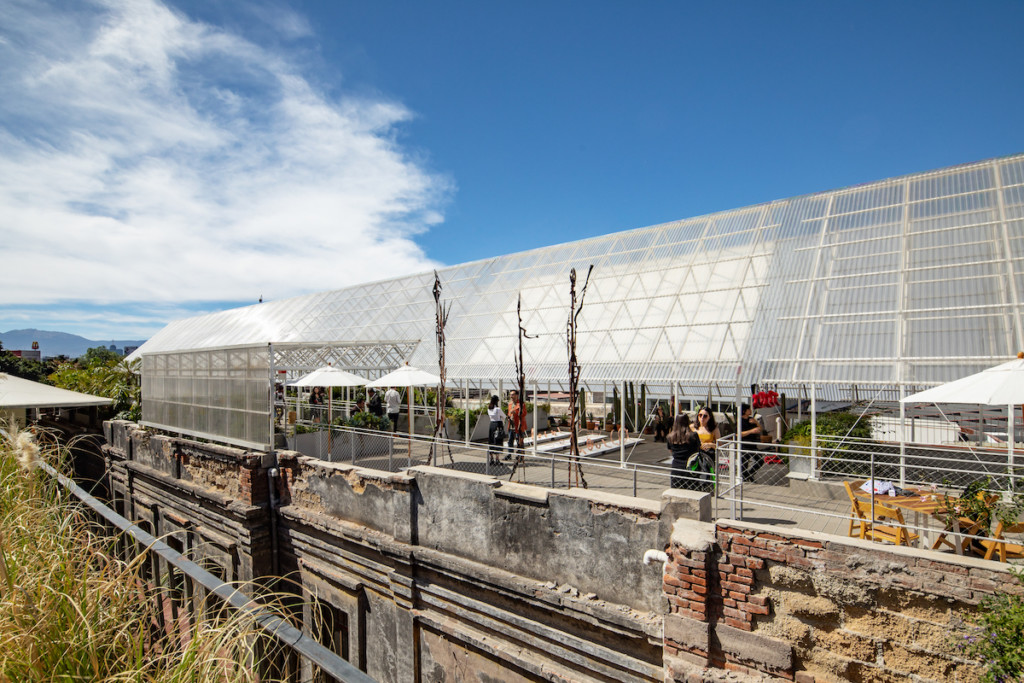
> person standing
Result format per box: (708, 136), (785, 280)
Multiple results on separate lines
(367, 388), (384, 417)
(486, 395), (507, 466)
(653, 404), (668, 442)
(739, 403), (764, 481)
(695, 407), (720, 462)
(666, 414), (701, 489)
(384, 386), (401, 432)
(505, 390), (526, 461)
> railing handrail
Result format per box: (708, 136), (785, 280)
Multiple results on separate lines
(38, 460), (376, 683)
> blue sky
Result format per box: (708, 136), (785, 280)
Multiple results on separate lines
(1, 0), (1022, 341)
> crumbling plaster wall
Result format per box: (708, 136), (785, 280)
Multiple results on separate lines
(102, 420), (711, 682)
(662, 519), (1021, 683)
(278, 453), (708, 682)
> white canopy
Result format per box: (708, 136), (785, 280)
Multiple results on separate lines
(288, 366), (367, 387)
(0, 373), (111, 410)
(901, 357), (1024, 405)
(367, 364), (441, 388)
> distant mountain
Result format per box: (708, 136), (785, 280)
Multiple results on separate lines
(0, 329), (147, 359)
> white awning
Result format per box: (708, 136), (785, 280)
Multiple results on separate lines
(0, 373), (112, 410)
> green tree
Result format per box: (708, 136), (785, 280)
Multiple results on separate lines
(81, 346), (122, 367)
(0, 340), (51, 383)
(49, 357), (140, 421)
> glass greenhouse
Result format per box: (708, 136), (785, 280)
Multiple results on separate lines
(132, 154), (1024, 449)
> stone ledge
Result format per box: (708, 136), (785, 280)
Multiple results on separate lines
(495, 481), (550, 504)
(554, 487), (661, 515)
(665, 613), (709, 652)
(717, 519), (1014, 574)
(714, 623), (794, 674)
(408, 464), (501, 486)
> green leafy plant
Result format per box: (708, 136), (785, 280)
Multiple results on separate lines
(782, 411), (874, 474)
(940, 477), (1024, 535)
(341, 411), (391, 431)
(954, 568), (1024, 682)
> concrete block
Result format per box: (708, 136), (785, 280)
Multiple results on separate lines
(495, 481), (549, 504)
(671, 520), (717, 553)
(664, 613), (709, 651)
(714, 623), (794, 673)
(661, 489), (711, 522)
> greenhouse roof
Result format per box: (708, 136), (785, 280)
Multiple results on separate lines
(133, 153), (1024, 394)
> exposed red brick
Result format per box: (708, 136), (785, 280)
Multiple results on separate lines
(724, 617), (752, 631)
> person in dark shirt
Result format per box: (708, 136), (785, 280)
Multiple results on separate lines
(367, 388), (384, 417)
(666, 414), (703, 490)
(739, 403), (764, 481)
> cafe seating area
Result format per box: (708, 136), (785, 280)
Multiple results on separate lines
(841, 478), (1023, 562)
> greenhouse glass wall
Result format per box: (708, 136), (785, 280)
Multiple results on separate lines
(133, 154), (1024, 449)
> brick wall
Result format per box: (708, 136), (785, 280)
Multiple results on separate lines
(663, 519), (1023, 682)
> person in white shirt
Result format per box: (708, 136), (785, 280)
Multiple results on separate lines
(486, 395), (507, 465)
(384, 387), (401, 432)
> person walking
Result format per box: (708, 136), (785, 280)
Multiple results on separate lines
(486, 395), (507, 466)
(505, 390), (526, 461)
(384, 386), (401, 432)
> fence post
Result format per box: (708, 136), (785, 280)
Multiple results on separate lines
(899, 395), (907, 488)
(810, 384), (818, 479)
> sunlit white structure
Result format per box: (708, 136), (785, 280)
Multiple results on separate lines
(133, 154), (1024, 449)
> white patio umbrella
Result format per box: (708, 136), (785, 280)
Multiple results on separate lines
(902, 354), (1024, 483)
(288, 366), (368, 457)
(367, 364), (441, 442)
(901, 357), (1024, 406)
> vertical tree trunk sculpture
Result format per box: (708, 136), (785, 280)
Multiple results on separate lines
(567, 265), (593, 488)
(509, 294), (535, 480)
(431, 270), (452, 465)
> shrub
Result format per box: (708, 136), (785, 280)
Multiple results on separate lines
(954, 568), (1024, 682)
(341, 411), (391, 431)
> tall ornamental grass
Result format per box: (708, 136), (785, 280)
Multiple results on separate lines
(0, 423), (290, 682)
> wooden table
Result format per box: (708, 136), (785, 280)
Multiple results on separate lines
(854, 487), (958, 552)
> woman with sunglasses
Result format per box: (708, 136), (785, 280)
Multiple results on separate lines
(696, 408), (720, 460)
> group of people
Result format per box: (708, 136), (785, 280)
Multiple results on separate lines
(666, 403), (766, 491)
(485, 391), (527, 466)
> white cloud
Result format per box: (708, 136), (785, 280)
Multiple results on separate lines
(0, 0), (450, 318)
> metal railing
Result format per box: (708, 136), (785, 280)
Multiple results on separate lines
(282, 421), (712, 498)
(714, 433), (1024, 558)
(38, 460), (375, 683)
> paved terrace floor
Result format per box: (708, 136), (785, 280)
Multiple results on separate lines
(327, 428), (853, 537)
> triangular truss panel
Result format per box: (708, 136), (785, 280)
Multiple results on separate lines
(134, 154), (1024, 413)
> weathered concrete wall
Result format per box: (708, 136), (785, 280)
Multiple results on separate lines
(662, 519), (1022, 683)
(102, 420), (1015, 683)
(278, 452), (706, 682)
(103, 420), (708, 682)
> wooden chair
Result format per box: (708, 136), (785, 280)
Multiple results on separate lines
(930, 493), (995, 555)
(843, 481), (870, 539)
(864, 501), (920, 546)
(979, 520), (1024, 563)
